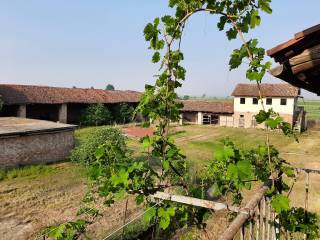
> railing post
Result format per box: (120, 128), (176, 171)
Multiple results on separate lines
(267, 198), (271, 240)
(256, 202), (260, 240)
(219, 183), (270, 240)
(262, 197), (266, 240)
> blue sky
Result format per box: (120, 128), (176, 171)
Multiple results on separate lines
(0, 1), (319, 98)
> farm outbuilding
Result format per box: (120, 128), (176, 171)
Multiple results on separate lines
(180, 100), (234, 126)
(0, 117), (76, 169)
(0, 84), (141, 124)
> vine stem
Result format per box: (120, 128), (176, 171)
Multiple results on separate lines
(228, 15), (273, 178)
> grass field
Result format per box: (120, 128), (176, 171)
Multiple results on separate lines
(1, 125), (319, 239)
(299, 99), (320, 120)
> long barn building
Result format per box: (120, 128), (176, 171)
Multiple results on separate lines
(0, 83), (305, 130)
(0, 84), (141, 124)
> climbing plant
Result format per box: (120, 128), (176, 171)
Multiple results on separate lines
(44, 1), (319, 239)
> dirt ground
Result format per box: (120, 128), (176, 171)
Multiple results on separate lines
(122, 127), (154, 138)
(1, 125), (319, 240)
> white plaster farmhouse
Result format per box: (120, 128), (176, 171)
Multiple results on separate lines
(231, 83), (306, 131)
(179, 83), (306, 131)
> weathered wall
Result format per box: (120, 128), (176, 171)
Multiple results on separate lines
(233, 112), (293, 129)
(219, 115), (234, 127)
(0, 130), (75, 169)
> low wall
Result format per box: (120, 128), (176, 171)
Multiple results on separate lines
(219, 115), (234, 127)
(0, 130), (75, 169)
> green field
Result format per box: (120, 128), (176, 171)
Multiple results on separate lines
(299, 99), (320, 120)
(1, 125), (319, 239)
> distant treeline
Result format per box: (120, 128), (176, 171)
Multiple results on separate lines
(179, 95), (232, 101)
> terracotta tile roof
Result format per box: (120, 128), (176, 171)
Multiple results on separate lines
(181, 100), (234, 114)
(267, 24), (320, 95)
(231, 83), (300, 97)
(0, 84), (141, 105)
(267, 24), (320, 59)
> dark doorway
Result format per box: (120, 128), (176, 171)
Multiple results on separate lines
(26, 104), (60, 122)
(0, 105), (19, 117)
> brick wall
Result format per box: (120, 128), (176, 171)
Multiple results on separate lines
(0, 130), (75, 169)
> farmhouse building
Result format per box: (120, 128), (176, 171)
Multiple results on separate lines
(0, 84), (141, 124)
(231, 83), (306, 130)
(179, 83), (305, 131)
(0, 117), (76, 169)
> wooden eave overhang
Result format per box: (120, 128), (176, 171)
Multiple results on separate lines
(267, 24), (320, 95)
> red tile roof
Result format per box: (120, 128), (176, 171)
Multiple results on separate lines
(231, 83), (300, 97)
(267, 24), (320, 59)
(0, 84), (141, 105)
(181, 100), (234, 114)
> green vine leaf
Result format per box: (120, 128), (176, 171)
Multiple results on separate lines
(271, 195), (290, 213)
(158, 207), (175, 230)
(143, 207), (156, 224)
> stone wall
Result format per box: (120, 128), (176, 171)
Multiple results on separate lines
(0, 130), (75, 169)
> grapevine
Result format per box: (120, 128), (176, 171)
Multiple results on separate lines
(44, 1), (319, 239)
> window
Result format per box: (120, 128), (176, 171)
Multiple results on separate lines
(252, 98), (258, 105)
(240, 98), (246, 104)
(266, 98), (272, 105)
(280, 98), (287, 105)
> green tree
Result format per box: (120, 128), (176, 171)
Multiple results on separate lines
(80, 103), (112, 126)
(115, 103), (135, 124)
(105, 84), (115, 91)
(71, 127), (127, 165)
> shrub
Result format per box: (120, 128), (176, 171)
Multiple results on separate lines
(70, 127), (128, 165)
(80, 103), (112, 126)
(115, 103), (135, 124)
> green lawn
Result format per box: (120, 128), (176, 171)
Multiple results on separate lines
(299, 99), (320, 120)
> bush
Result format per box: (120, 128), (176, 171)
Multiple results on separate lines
(115, 103), (135, 124)
(80, 103), (112, 126)
(70, 127), (128, 165)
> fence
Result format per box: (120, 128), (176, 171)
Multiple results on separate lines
(220, 167), (320, 240)
(101, 167), (319, 240)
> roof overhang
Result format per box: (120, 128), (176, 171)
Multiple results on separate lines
(267, 24), (320, 95)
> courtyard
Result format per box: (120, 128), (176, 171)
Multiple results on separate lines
(0, 125), (319, 239)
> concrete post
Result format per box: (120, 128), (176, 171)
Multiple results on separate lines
(179, 113), (183, 125)
(17, 104), (26, 118)
(58, 104), (68, 123)
(197, 112), (203, 125)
